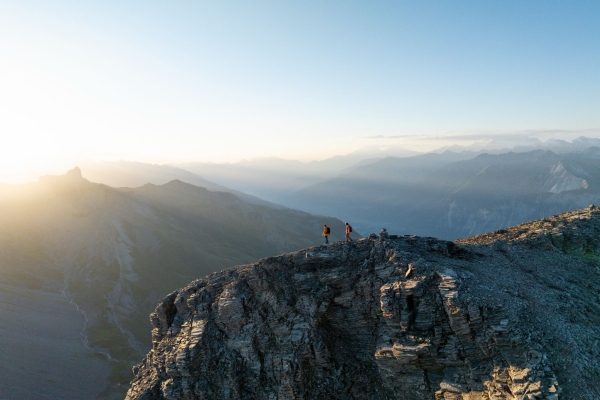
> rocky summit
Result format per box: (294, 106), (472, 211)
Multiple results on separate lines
(126, 206), (600, 400)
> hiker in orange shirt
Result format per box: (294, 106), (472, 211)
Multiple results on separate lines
(322, 224), (330, 244)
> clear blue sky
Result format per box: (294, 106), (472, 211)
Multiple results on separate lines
(1, 1), (599, 180)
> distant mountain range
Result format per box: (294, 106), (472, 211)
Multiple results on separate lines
(80, 138), (600, 241)
(79, 137), (600, 228)
(80, 160), (283, 208)
(285, 147), (600, 239)
(168, 136), (600, 203)
(0, 168), (345, 399)
(175, 146), (419, 204)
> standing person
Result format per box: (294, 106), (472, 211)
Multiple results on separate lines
(345, 222), (353, 242)
(322, 224), (330, 244)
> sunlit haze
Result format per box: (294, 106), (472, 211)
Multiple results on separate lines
(1, 1), (599, 183)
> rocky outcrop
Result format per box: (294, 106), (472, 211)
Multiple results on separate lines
(127, 207), (600, 399)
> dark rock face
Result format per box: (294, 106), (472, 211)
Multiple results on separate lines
(127, 207), (600, 399)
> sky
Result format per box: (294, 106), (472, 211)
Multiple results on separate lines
(1, 1), (599, 182)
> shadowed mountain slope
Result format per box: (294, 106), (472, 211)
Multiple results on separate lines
(127, 206), (600, 399)
(0, 167), (345, 398)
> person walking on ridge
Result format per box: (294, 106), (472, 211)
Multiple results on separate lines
(322, 224), (330, 244)
(345, 222), (353, 242)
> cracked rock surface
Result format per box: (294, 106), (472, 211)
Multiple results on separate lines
(127, 206), (600, 399)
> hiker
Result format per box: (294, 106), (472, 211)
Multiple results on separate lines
(322, 224), (330, 244)
(345, 222), (353, 242)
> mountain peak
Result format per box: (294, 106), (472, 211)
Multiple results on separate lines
(127, 207), (600, 399)
(66, 166), (82, 179)
(37, 166), (85, 186)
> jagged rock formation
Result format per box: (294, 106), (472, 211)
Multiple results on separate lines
(127, 207), (600, 399)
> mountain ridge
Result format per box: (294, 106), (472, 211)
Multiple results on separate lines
(127, 206), (600, 399)
(79, 160), (284, 209)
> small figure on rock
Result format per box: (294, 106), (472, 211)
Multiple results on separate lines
(322, 224), (331, 244)
(345, 222), (353, 242)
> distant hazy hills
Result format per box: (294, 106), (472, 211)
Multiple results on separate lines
(171, 136), (600, 207)
(0, 168), (344, 398)
(176, 146), (419, 204)
(80, 160), (282, 208)
(285, 148), (600, 239)
(5, 140), (600, 397)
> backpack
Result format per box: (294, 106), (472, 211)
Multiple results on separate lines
(326, 226), (331, 234)
(348, 225), (352, 232)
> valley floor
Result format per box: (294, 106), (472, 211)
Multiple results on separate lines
(0, 282), (112, 399)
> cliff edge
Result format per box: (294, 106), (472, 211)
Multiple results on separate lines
(127, 206), (600, 399)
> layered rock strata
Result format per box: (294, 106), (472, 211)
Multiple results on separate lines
(127, 207), (600, 399)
